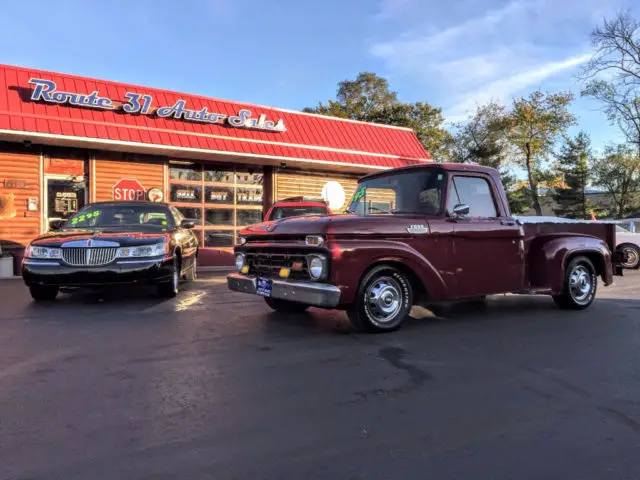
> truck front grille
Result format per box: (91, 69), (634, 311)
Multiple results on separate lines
(246, 251), (309, 280)
(62, 247), (118, 266)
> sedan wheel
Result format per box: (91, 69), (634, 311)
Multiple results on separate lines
(619, 244), (640, 269)
(157, 257), (180, 298)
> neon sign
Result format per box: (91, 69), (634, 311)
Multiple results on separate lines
(28, 78), (286, 133)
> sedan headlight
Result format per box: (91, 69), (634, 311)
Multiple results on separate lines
(117, 242), (167, 258)
(26, 245), (62, 259)
(308, 255), (325, 280)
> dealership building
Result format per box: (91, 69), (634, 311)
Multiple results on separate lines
(0, 64), (431, 269)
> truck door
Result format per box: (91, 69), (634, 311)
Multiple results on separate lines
(446, 174), (524, 297)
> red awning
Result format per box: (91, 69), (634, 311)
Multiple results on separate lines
(0, 64), (431, 172)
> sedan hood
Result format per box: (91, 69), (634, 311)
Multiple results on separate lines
(30, 230), (168, 247)
(240, 214), (431, 237)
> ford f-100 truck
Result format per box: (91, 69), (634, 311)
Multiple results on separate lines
(228, 163), (623, 332)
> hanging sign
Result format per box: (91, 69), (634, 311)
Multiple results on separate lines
(147, 188), (164, 202)
(28, 78), (287, 133)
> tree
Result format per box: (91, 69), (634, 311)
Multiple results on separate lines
(305, 72), (453, 159)
(551, 132), (593, 219)
(303, 72), (398, 121)
(367, 102), (454, 161)
(591, 144), (640, 217)
(580, 12), (640, 150)
(505, 91), (576, 215)
(450, 101), (529, 213)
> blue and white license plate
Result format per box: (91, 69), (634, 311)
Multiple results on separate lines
(256, 277), (272, 297)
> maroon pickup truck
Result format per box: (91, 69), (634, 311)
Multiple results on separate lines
(228, 163), (623, 332)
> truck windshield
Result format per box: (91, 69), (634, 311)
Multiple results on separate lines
(347, 169), (446, 215)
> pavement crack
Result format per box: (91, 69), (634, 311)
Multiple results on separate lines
(597, 406), (640, 435)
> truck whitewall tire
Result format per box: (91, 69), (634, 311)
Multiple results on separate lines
(348, 265), (413, 333)
(552, 256), (597, 310)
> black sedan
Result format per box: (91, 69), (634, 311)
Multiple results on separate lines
(22, 201), (199, 301)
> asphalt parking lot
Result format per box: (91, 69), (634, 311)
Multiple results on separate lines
(1, 272), (640, 479)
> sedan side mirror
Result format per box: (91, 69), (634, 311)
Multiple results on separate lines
(451, 204), (470, 219)
(180, 219), (195, 229)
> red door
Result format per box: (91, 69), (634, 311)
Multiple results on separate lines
(446, 174), (524, 297)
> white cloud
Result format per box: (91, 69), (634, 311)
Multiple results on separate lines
(446, 53), (592, 122)
(369, 0), (630, 123)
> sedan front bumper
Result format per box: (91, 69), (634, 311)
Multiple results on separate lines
(22, 257), (174, 287)
(227, 273), (341, 308)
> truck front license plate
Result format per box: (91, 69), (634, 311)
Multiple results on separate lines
(256, 278), (272, 297)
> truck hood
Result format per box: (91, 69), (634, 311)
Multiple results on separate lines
(30, 230), (168, 248)
(241, 214), (429, 237)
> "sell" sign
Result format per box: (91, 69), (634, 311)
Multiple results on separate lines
(113, 178), (146, 201)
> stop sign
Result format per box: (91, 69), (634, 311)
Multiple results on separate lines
(113, 178), (146, 201)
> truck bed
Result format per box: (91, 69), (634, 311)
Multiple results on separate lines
(515, 216), (617, 256)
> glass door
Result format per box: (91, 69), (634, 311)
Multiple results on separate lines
(45, 176), (87, 231)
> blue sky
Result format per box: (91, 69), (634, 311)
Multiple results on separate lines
(1, 0), (638, 155)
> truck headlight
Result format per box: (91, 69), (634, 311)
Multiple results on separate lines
(117, 241), (167, 258)
(236, 236), (247, 246)
(235, 253), (246, 272)
(26, 246), (62, 259)
(308, 255), (325, 279)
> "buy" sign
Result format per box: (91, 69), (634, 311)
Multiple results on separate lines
(113, 178), (146, 201)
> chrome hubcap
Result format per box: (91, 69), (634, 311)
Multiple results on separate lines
(365, 276), (402, 324)
(173, 267), (179, 290)
(569, 265), (592, 303)
(622, 247), (639, 268)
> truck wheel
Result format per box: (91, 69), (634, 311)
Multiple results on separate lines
(264, 297), (309, 313)
(347, 265), (413, 333)
(552, 256), (597, 310)
(29, 285), (59, 302)
(618, 244), (640, 269)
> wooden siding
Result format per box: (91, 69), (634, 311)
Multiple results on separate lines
(94, 152), (165, 202)
(275, 170), (360, 208)
(0, 150), (41, 248)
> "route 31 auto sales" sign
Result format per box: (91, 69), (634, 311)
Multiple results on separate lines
(28, 78), (287, 133)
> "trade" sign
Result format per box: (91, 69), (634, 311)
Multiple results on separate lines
(28, 78), (287, 133)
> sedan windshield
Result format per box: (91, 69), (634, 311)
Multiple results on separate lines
(347, 169), (446, 215)
(64, 204), (174, 231)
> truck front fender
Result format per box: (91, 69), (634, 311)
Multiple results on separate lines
(528, 234), (613, 293)
(329, 239), (449, 305)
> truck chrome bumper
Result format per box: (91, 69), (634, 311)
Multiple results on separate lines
(227, 273), (341, 308)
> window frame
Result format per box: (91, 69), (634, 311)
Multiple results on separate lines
(446, 174), (500, 219)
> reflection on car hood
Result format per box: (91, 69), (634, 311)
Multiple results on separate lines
(30, 229), (168, 247)
(240, 213), (433, 237)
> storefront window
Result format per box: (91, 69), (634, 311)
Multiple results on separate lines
(169, 163), (264, 248)
(170, 164), (202, 181)
(204, 230), (234, 247)
(205, 186), (234, 204)
(205, 209), (234, 226)
(237, 209), (262, 226)
(174, 207), (202, 223)
(170, 184), (201, 203)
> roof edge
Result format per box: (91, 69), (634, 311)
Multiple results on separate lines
(0, 63), (418, 133)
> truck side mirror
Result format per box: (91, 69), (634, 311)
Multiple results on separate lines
(451, 204), (470, 219)
(180, 219), (195, 229)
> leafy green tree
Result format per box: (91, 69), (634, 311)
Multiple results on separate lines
(450, 101), (529, 214)
(305, 72), (453, 160)
(591, 143), (640, 217)
(551, 132), (593, 219)
(506, 91), (576, 215)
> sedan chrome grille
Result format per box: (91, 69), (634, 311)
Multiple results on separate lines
(62, 247), (118, 266)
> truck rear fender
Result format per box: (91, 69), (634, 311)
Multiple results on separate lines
(329, 240), (448, 305)
(527, 234), (613, 292)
